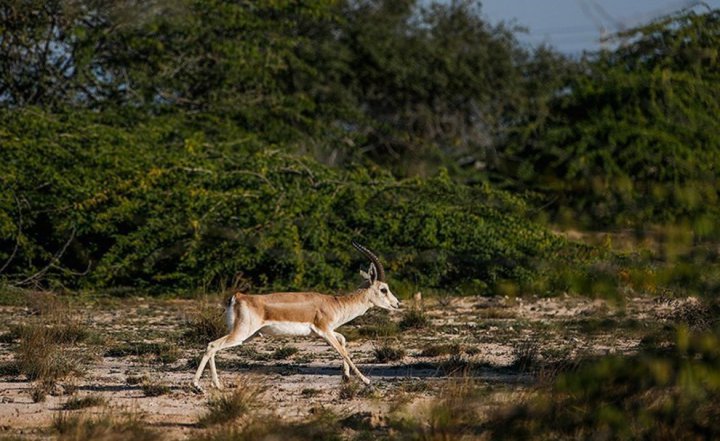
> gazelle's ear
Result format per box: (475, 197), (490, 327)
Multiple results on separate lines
(367, 263), (378, 283)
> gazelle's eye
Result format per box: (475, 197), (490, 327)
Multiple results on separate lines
(381, 288), (388, 294)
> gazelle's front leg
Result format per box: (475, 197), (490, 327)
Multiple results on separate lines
(318, 329), (370, 384)
(334, 331), (351, 381)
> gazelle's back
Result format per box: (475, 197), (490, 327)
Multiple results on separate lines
(233, 292), (339, 325)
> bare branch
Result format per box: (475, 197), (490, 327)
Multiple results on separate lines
(15, 225), (77, 286)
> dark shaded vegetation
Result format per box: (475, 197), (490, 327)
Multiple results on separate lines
(500, 10), (720, 230)
(483, 326), (720, 440)
(197, 408), (344, 441)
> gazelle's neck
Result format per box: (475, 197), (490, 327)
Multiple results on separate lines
(334, 288), (373, 327)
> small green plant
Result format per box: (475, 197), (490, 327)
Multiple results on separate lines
(339, 382), (376, 400)
(374, 343), (406, 363)
(419, 343), (463, 357)
(126, 374), (148, 385)
(62, 395), (107, 410)
(141, 382), (171, 397)
(301, 388), (321, 397)
(271, 346), (299, 360)
(357, 321), (400, 338)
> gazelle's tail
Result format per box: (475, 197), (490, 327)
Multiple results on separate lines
(224, 295), (237, 332)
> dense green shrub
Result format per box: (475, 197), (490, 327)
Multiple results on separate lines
(502, 9), (720, 229)
(0, 108), (564, 293)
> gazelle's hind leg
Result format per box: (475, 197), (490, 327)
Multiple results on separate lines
(193, 325), (255, 393)
(193, 335), (227, 392)
(209, 331), (260, 389)
(334, 332), (351, 381)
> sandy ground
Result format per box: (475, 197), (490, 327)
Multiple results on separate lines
(0, 293), (676, 439)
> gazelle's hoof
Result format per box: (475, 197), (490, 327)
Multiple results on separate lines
(360, 376), (371, 385)
(191, 382), (205, 394)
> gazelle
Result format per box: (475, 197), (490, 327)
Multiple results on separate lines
(192, 241), (400, 392)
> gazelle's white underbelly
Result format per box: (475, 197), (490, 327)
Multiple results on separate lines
(260, 322), (313, 337)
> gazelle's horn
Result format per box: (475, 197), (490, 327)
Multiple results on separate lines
(352, 241), (385, 282)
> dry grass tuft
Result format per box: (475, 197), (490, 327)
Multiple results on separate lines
(477, 307), (517, 319)
(510, 339), (540, 372)
(389, 378), (485, 439)
(198, 381), (265, 427)
(182, 299), (227, 345)
(53, 411), (163, 441)
(8, 293), (97, 401)
(16, 323), (86, 401)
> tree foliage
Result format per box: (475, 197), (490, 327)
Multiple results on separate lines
(0, 0), (567, 172)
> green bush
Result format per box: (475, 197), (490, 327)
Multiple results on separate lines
(502, 9), (720, 229)
(0, 108), (565, 294)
